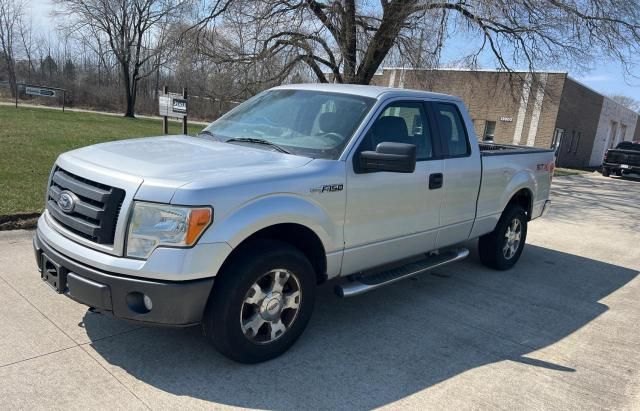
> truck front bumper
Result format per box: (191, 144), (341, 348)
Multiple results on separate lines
(33, 231), (214, 326)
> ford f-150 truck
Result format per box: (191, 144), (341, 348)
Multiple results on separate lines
(33, 84), (554, 363)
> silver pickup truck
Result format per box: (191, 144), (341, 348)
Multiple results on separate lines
(33, 84), (554, 363)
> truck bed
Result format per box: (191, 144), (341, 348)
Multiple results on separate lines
(479, 142), (554, 156)
(473, 142), (555, 235)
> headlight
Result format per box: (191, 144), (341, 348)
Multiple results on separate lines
(126, 202), (212, 258)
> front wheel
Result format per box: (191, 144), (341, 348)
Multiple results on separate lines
(479, 205), (528, 270)
(202, 240), (316, 363)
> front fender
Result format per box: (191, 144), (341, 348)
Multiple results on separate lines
(200, 194), (343, 254)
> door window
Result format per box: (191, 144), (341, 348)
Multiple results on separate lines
(362, 102), (434, 160)
(435, 103), (470, 157)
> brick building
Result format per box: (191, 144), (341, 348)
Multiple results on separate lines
(371, 68), (640, 168)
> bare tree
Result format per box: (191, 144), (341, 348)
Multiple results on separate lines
(56, 0), (188, 117)
(0, 0), (24, 96)
(610, 95), (640, 113)
(18, 15), (36, 82)
(195, 0), (640, 85)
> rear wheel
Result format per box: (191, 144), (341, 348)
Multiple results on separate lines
(602, 167), (610, 177)
(479, 205), (528, 270)
(202, 240), (316, 363)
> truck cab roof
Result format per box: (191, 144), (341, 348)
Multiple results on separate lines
(273, 83), (462, 102)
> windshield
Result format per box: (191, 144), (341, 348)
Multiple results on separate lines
(201, 89), (376, 159)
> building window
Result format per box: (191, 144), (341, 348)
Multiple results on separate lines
(567, 130), (575, 152)
(608, 121), (618, 149)
(483, 121), (496, 141)
(574, 132), (581, 154)
(552, 128), (564, 161)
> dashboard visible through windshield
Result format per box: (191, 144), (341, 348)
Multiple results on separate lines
(200, 89), (376, 159)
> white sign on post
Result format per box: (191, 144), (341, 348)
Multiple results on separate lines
(159, 96), (171, 116)
(159, 93), (187, 118)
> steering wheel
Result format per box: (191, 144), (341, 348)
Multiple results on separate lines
(320, 132), (344, 145)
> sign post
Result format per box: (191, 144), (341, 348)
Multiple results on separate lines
(161, 85), (169, 134)
(159, 86), (189, 135)
(182, 88), (188, 135)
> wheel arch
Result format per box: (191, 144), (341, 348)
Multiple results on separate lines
(221, 223), (328, 285)
(499, 169), (537, 221)
(506, 188), (534, 220)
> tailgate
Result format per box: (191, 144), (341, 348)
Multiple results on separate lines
(606, 149), (640, 166)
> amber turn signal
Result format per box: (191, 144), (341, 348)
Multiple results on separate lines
(186, 208), (213, 245)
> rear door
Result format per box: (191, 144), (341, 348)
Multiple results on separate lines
(342, 99), (444, 275)
(431, 101), (482, 249)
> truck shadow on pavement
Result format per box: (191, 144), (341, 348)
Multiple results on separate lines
(83, 243), (638, 409)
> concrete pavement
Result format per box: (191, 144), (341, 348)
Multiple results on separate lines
(0, 173), (639, 410)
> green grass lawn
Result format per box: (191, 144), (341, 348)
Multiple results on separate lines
(554, 167), (593, 177)
(0, 106), (205, 216)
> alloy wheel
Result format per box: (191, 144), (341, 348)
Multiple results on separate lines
(503, 218), (522, 260)
(240, 269), (302, 344)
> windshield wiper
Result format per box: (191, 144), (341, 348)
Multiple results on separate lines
(225, 137), (290, 154)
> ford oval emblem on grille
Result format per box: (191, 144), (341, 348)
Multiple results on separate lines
(57, 191), (77, 213)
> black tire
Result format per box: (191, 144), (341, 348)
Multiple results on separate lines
(602, 168), (610, 177)
(478, 205), (528, 270)
(202, 239), (316, 363)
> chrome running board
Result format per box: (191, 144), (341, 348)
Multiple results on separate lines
(335, 248), (469, 298)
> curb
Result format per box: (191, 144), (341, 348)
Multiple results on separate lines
(0, 213), (40, 231)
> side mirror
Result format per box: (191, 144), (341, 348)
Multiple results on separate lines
(359, 142), (417, 173)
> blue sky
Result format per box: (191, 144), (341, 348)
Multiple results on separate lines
(28, 0), (640, 101)
(439, 29), (640, 101)
(571, 65), (640, 100)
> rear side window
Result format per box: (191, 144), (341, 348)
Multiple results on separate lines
(435, 103), (470, 157)
(616, 141), (640, 151)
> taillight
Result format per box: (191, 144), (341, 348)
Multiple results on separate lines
(549, 161), (555, 183)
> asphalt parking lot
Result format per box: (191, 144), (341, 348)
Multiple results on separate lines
(1, 173), (639, 410)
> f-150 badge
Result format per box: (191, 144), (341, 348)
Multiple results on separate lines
(310, 184), (344, 193)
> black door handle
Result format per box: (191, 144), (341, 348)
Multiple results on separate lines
(429, 173), (443, 189)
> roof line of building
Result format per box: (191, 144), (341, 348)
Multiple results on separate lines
(380, 67), (569, 75)
(380, 67), (637, 114)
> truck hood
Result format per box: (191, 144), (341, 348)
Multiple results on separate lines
(62, 135), (313, 202)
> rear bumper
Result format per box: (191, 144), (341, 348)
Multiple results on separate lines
(33, 231), (214, 326)
(603, 162), (640, 173)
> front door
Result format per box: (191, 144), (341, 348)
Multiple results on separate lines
(342, 100), (444, 275)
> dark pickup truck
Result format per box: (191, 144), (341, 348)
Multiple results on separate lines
(602, 141), (640, 177)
